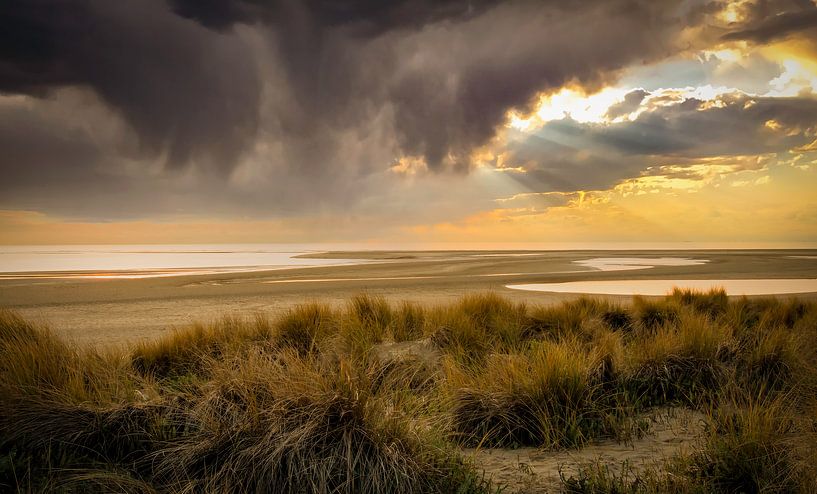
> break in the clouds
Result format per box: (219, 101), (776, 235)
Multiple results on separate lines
(1, 0), (816, 242)
(501, 91), (817, 193)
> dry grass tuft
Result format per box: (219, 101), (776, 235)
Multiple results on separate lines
(3, 290), (817, 493)
(132, 314), (274, 378)
(275, 302), (338, 356)
(392, 301), (426, 342)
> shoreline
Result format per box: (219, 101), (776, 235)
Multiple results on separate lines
(2, 249), (816, 347)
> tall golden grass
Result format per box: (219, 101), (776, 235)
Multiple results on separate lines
(2, 289), (816, 493)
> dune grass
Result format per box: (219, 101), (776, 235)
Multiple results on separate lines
(1, 290), (816, 493)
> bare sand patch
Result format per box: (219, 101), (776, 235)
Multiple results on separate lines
(372, 339), (441, 367)
(466, 408), (706, 493)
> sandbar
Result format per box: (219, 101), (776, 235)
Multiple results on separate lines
(2, 249), (816, 346)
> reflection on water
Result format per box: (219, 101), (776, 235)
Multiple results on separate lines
(576, 257), (709, 272)
(0, 244), (362, 278)
(507, 279), (817, 296)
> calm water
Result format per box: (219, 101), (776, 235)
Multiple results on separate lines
(576, 257), (708, 271)
(0, 244), (365, 278)
(507, 279), (817, 296)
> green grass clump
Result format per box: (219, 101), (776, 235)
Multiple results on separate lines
(1, 310), (141, 404)
(349, 293), (393, 331)
(600, 306), (634, 333)
(0, 311), (85, 398)
(527, 297), (608, 341)
(340, 295), (394, 357)
(560, 462), (664, 494)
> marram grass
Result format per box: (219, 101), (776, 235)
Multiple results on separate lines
(1, 289), (816, 493)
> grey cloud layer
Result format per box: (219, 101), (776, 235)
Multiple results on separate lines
(0, 0), (260, 171)
(0, 0), (810, 221)
(503, 92), (817, 193)
(722, 0), (817, 43)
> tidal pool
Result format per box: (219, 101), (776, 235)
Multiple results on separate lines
(506, 279), (817, 296)
(575, 257), (709, 272)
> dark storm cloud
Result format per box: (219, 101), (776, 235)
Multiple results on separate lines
(0, 92), (209, 218)
(0, 0), (260, 170)
(2, 0), (808, 221)
(180, 0), (695, 173)
(503, 92), (817, 192)
(0, 0), (695, 175)
(0, 100), (103, 190)
(169, 0), (498, 34)
(722, 0), (817, 43)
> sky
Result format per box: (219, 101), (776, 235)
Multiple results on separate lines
(1, 0), (817, 246)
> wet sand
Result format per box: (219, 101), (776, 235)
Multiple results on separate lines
(2, 250), (816, 346)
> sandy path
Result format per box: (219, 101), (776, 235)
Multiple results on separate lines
(466, 408), (707, 493)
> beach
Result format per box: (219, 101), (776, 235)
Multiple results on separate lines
(2, 249), (816, 346)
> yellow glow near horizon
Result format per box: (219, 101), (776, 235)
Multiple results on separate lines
(401, 164), (817, 244)
(3, 154), (815, 246)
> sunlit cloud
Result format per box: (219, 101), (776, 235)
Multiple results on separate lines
(507, 87), (636, 130)
(2, 0), (817, 245)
